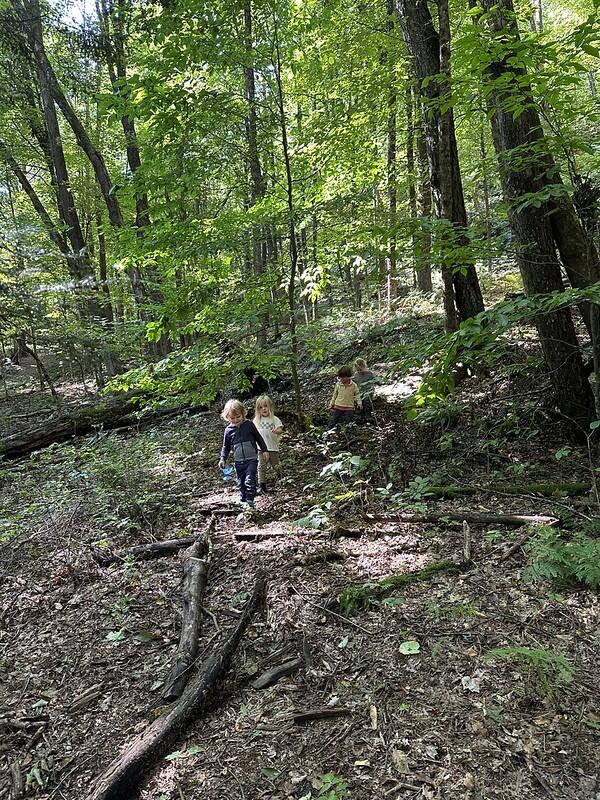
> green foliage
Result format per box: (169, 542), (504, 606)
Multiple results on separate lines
(525, 526), (600, 589)
(484, 646), (574, 700)
(299, 774), (348, 800)
(406, 286), (600, 414)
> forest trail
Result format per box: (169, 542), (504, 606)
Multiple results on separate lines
(1, 366), (599, 800)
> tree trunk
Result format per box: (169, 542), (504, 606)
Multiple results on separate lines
(415, 105), (433, 292)
(396, 0), (484, 322)
(385, 0), (397, 309)
(477, 0), (595, 428)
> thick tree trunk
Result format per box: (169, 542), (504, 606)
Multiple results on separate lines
(396, 0), (484, 322)
(477, 0), (595, 428)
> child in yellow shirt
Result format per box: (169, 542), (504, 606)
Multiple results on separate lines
(327, 365), (361, 429)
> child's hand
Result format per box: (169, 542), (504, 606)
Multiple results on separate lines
(218, 459), (225, 469)
(274, 427), (283, 435)
(263, 452), (270, 462)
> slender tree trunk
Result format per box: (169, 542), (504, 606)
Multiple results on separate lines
(406, 82), (418, 286)
(415, 107), (433, 292)
(273, 19), (304, 426)
(385, 0), (397, 310)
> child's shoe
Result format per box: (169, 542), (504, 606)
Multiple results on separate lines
(246, 500), (255, 510)
(259, 482), (268, 494)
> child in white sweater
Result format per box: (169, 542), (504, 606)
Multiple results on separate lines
(253, 395), (284, 494)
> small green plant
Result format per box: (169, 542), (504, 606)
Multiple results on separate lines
(484, 646), (574, 700)
(526, 526), (600, 589)
(299, 773), (348, 800)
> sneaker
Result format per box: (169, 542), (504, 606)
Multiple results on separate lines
(259, 483), (268, 494)
(246, 500), (255, 510)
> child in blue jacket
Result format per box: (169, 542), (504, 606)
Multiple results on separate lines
(218, 399), (268, 508)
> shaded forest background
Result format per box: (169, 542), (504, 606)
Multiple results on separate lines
(0, 0), (599, 428)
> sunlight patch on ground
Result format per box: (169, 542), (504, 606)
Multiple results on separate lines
(376, 372), (423, 403)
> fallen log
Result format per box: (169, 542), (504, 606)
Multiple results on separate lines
(421, 483), (590, 498)
(251, 657), (303, 690)
(162, 520), (215, 702)
(291, 707), (351, 724)
(1, 394), (207, 460)
(87, 573), (266, 800)
(92, 536), (198, 567)
(364, 511), (560, 528)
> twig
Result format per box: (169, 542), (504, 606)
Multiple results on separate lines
(290, 584), (374, 635)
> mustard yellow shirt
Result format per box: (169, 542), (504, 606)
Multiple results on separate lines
(330, 380), (361, 410)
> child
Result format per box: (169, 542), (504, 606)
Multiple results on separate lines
(353, 358), (378, 422)
(253, 395), (284, 494)
(219, 399), (268, 509)
(328, 365), (361, 429)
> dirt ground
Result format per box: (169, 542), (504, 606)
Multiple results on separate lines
(1, 351), (599, 800)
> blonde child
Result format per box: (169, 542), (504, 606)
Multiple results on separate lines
(219, 399), (268, 509)
(327, 365), (361, 429)
(253, 395), (283, 494)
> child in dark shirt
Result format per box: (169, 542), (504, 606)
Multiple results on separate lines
(353, 358), (378, 422)
(218, 399), (268, 509)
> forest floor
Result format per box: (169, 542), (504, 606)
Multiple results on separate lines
(1, 314), (599, 800)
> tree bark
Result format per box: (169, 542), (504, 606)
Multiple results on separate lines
(477, 0), (595, 428)
(396, 0), (485, 322)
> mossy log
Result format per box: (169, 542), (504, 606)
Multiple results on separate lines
(87, 574), (266, 800)
(424, 483), (590, 498)
(337, 561), (461, 615)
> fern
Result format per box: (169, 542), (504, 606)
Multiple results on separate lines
(484, 646), (574, 700)
(526, 526), (600, 589)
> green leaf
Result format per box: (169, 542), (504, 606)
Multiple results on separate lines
(399, 640), (421, 655)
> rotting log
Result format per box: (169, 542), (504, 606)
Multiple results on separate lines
(291, 707), (351, 724)
(1, 395), (208, 460)
(251, 657), (303, 690)
(421, 483), (590, 498)
(92, 536), (198, 567)
(161, 519), (215, 702)
(87, 573), (266, 800)
(363, 511), (560, 528)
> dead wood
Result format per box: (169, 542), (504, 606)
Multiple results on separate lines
(1, 395), (207, 460)
(11, 761), (23, 799)
(363, 511), (560, 528)
(251, 657), (303, 690)
(87, 573), (266, 800)
(499, 529), (538, 562)
(291, 707), (351, 724)
(161, 520), (215, 702)
(463, 521), (472, 564)
(92, 536), (198, 567)
(424, 482), (590, 498)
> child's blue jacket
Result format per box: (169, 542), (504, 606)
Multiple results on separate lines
(220, 420), (267, 463)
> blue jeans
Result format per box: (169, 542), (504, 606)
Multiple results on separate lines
(234, 459), (258, 502)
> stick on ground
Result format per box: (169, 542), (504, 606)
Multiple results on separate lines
(87, 573), (266, 800)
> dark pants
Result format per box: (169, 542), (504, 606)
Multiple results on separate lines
(234, 459), (258, 502)
(328, 408), (354, 429)
(361, 396), (374, 421)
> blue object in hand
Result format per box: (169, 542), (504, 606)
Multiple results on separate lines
(221, 465), (234, 482)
